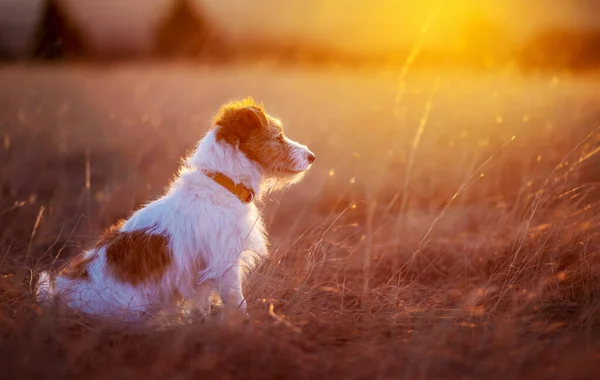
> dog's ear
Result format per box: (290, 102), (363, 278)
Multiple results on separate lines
(233, 107), (264, 140)
(214, 102), (266, 145)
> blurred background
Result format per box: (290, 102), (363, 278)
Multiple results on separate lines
(1, 0), (600, 71)
(3, 3), (600, 378)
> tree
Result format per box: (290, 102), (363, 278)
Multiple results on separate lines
(154, 0), (227, 60)
(33, 0), (89, 60)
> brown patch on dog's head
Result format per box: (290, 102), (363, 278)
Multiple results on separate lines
(212, 97), (268, 144)
(98, 223), (173, 285)
(212, 97), (312, 175)
(61, 253), (97, 281)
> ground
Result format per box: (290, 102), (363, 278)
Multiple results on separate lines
(1, 63), (600, 379)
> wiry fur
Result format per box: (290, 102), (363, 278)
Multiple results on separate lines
(36, 98), (315, 322)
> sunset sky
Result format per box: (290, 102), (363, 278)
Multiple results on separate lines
(207, 0), (600, 52)
(1, 0), (600, 55)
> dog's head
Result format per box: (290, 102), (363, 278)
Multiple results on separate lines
(212, 98), (315, 182)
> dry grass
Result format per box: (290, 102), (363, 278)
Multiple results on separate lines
(1, 63), (600, 379)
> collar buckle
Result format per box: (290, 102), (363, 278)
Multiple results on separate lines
(242, 191), (255, 204)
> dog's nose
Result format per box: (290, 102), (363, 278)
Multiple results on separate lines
(307, 152), (316, 164)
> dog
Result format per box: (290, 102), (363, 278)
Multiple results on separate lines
(36, 97), (315, 321)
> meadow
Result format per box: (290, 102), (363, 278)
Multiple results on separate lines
(1, 63), (600, 379)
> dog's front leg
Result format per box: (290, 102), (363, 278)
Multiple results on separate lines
(189, 280), (216, 316)
(219, 265), (246, 311)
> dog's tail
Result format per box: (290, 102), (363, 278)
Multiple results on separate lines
(36, 270), (55, 304)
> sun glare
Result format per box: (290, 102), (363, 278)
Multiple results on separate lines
(310, 0), (515, 62)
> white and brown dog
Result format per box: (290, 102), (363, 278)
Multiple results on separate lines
(37, 97), (315, 321)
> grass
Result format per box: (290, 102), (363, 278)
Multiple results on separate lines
(1, 63), (600, 379)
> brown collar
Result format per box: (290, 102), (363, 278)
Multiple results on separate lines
(202, 170), (255, 204)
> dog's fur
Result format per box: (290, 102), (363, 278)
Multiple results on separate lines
(36, 98), (315, 321)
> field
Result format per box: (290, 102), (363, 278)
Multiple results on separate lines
(1, 63), (600, 379)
